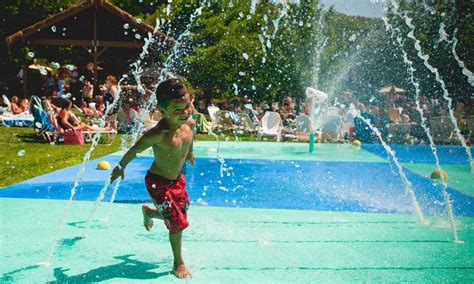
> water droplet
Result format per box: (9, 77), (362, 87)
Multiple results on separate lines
(66, 64), (74, 71)
(239, 12), (244, 18)
(238, 71), (245, 76)
(369, 96), (376, 103)
(229, 1), (234, 8)
(62, 27), (66, 31)
(128, 98), (134, 102)
(62, 33), (66, 37)
(122, 74), (128, 78)
(79, 76), (85, 82)
(135, 34), (141, 40)
(17, 150), (26, 157)
(51, 26), (57, 32)
(262, 57), (266, 64)
(27, 52), (35, 58)
(152, 184), (156, 189)
(39, 68), (47, 75)
(51, 62), (60, 69)
(242, 53), (249, 60)
(124, 31), (128, 35)
(136, 18), (142, 24)
(123, 23), (129, 29)
(35, 122), (43, 128)
(251, 85), (256, 90)
(18, 122), (23, 127)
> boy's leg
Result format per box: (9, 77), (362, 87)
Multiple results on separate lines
(170, 231), (191, 279)
(141, 204), (163, 231)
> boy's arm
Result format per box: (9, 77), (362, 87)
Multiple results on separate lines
(110, 130), (159, 181)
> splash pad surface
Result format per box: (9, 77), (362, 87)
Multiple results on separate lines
(1, 142), (473, 282)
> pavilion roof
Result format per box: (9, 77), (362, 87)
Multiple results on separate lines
(5, 0), (169, 54)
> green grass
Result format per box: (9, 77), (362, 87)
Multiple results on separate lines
(0, 127), (124, 188)
(0, 127), (284, 188)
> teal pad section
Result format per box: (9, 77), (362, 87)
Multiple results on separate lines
(1, 198), (473, 283)
(402, 163), (474, 197)
(175, 141), (386, 162)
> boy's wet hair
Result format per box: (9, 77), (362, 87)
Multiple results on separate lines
(155, 78), (188, 109)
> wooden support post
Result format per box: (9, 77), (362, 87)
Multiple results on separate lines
(22, 62), (28, 99)
(93, 3), (99, 95)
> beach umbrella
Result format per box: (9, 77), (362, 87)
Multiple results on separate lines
(28, 64), (52, 71)
(378, 86), (405, 94)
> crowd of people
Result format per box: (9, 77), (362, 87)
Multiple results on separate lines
(2, 63), (473, 145)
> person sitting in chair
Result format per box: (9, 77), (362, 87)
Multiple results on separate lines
(57, 99), (113, 132)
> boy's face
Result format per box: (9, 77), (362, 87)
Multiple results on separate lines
(162, 92), (192, 125)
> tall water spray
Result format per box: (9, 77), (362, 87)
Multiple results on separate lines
(383, 8), (461, 242)
(399, 7), (474, 174)
(358, 114), (427, 224)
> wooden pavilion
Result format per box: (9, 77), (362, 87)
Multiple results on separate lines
(5, 0), (170, 98)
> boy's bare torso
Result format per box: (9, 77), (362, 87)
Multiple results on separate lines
(148, 119), (194, 180)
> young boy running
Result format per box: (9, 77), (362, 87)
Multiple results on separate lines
(111, 78), (195, 279)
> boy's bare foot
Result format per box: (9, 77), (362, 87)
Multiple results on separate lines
(173, 263), (192, 279)
(141, 204), (154, 231)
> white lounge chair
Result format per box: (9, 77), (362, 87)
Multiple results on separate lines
(258, 111), (282, 141)
(2, 95), (12, 112)
(295, 114), (312, 133)
(321, 113), (342, 142)
(207, 105), (220, 124)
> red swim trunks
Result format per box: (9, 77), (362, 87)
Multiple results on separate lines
(145, 171), (190, 234)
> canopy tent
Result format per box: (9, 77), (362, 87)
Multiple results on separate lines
(5, 0), (172, 98)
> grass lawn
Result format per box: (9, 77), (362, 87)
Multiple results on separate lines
(0, 126), (278, 187)
(0, 126), (125, 188)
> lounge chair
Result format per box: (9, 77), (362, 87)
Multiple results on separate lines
(321, 113), (342, 142)
(215, 110), (236, 131)
(237, 113), (257, 133)
(258, 111), (282, 141)
(387, 123), (412, 143)
(429, 116), (456, 144)
(29, 95), (56, 141)
(193, 112), (213, 133)
(207, 105), (220, 124)
(296, 114), (312, 133)
(2, 95), (11, 112)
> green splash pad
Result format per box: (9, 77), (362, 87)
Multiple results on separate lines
(1, 198), (473, 283)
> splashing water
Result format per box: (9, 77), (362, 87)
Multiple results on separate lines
(358, 114), (427, 224)
(104, 177), (122, 220)
(250, 0), (258, 15)
(208, 131), (227, 178)
(449, 29), (474, 87)
(384, 8), (461, 242)
(89, 4), (206, 224)
(43, 77), (126, 264)
(401, 9), (473, 173)
(81, 177), (113, 237)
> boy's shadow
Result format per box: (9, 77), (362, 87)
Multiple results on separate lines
(49, 254), (170, 283)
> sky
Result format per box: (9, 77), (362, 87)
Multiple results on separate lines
(319, 0), (387, 18)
